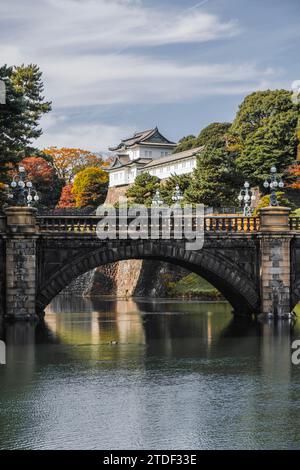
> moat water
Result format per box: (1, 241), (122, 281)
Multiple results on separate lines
(0, 296), (300, 450)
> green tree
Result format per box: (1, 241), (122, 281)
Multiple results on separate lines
(73, 167), (108, 207)
(160, 173), (191, 206)
(185, 143), (241, 207)
(195, 122), (231, 147)
(231, 90), (299, 184)
(174, 122), (231, 153)
(126, 172), (160, 206)
(0, 64), (51, 203)
(173, 135), (196, 153)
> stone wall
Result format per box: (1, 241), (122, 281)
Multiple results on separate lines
(84, 263), (119, 296)
(105, 185), (129, 205)
(260, 236), (291, 315)
(6, 237), (37, 319)
(63, 259), (188, 298)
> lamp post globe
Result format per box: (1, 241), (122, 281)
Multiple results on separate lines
(7, 166), (40, 207)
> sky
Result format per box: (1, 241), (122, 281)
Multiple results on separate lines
(0, 0), (299, 153)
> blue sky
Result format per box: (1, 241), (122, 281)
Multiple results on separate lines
(0, 0), (299, 152)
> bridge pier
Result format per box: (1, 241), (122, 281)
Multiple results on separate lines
(4, 207), (38, 321)
(259, 207), (292, 318)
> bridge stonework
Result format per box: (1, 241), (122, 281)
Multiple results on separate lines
(259, 207), (292, 316)
(3, 207), (38, 320)
(0, 206), (297, 321)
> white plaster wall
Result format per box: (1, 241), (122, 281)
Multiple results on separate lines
(109, 156), (197, 187)
(128, 145), (172, 161)
(147, 157), (196, 179)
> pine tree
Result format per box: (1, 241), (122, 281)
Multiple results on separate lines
(174, 122), (231, 153)
(0, 64), (51, 202)
(126, 172), (160, 206)
(160, 173), (190, 206)
(185, 143), (242, 207)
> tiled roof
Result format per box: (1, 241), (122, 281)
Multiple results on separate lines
(107, 156), (153, 171)
(143, 146), (204, 169)
(109, 127), (176, 151)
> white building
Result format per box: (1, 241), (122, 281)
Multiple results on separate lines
(107, 127), (202, 187)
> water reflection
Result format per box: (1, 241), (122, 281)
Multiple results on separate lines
(0, 297), (300, 449)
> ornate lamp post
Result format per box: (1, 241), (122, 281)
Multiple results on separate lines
(238, 181), (255, 216)
(172, 184), (183, 208)
(7, 166), (39, 207)
(151, 189), (163, 207)
(263, 166), (284, 206)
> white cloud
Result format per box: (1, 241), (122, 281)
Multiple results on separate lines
(0, 0), (286, 150)
(37, 113), (135, 152)
(0, 0), (239, 51)
(39, 54), (277, 108)
(0, 45), (23, 64)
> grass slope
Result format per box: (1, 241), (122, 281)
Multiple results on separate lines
(167, 273), (223, 300)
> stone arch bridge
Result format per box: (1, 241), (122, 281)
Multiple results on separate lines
(1, 206), (300, 320)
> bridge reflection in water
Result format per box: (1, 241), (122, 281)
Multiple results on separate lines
(1, 297), (300, 449)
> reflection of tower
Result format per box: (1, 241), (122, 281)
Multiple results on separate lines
(91, 311), (100, 343)
(206, 312), (213, 350)
(2, 323), (36, 385)
(261, 321), (292, 383)
(114, 299), (146, 345)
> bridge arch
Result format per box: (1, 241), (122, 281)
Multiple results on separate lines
(36, 240), (259, 315)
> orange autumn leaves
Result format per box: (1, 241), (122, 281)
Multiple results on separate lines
(287, 163), (300, 189)
(43, 147), (108, 183)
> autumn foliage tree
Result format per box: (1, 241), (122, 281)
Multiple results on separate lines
(56, 183), (76, 208)
(287, 162), (300, 189)
(18, 155), (63, 208)
(72, 167), (108, 207)
(43, 147), (106, 183)
(0, 64), (51, 205)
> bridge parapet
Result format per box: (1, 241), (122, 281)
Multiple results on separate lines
(36, 214), (260, 234)
(290, 217), (300, 230)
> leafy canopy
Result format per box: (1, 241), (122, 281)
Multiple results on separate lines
(72, 167), (108, 208)
(56, 183), (76, 208)
(17, 156), (63, 209)
(43, 147), (105, 183)
(160, 173), (190, 206)
(185, 143), (242, 207)
(174, 122), (231, 153)
(0, 64), (51, 203)
(232, 90), (299, 185)
(126, 172), (160, 207)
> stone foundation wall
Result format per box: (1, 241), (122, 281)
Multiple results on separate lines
(84, 263), (119, 296)
(105, 185), (130, 205)
(63, 259), (188, 298)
